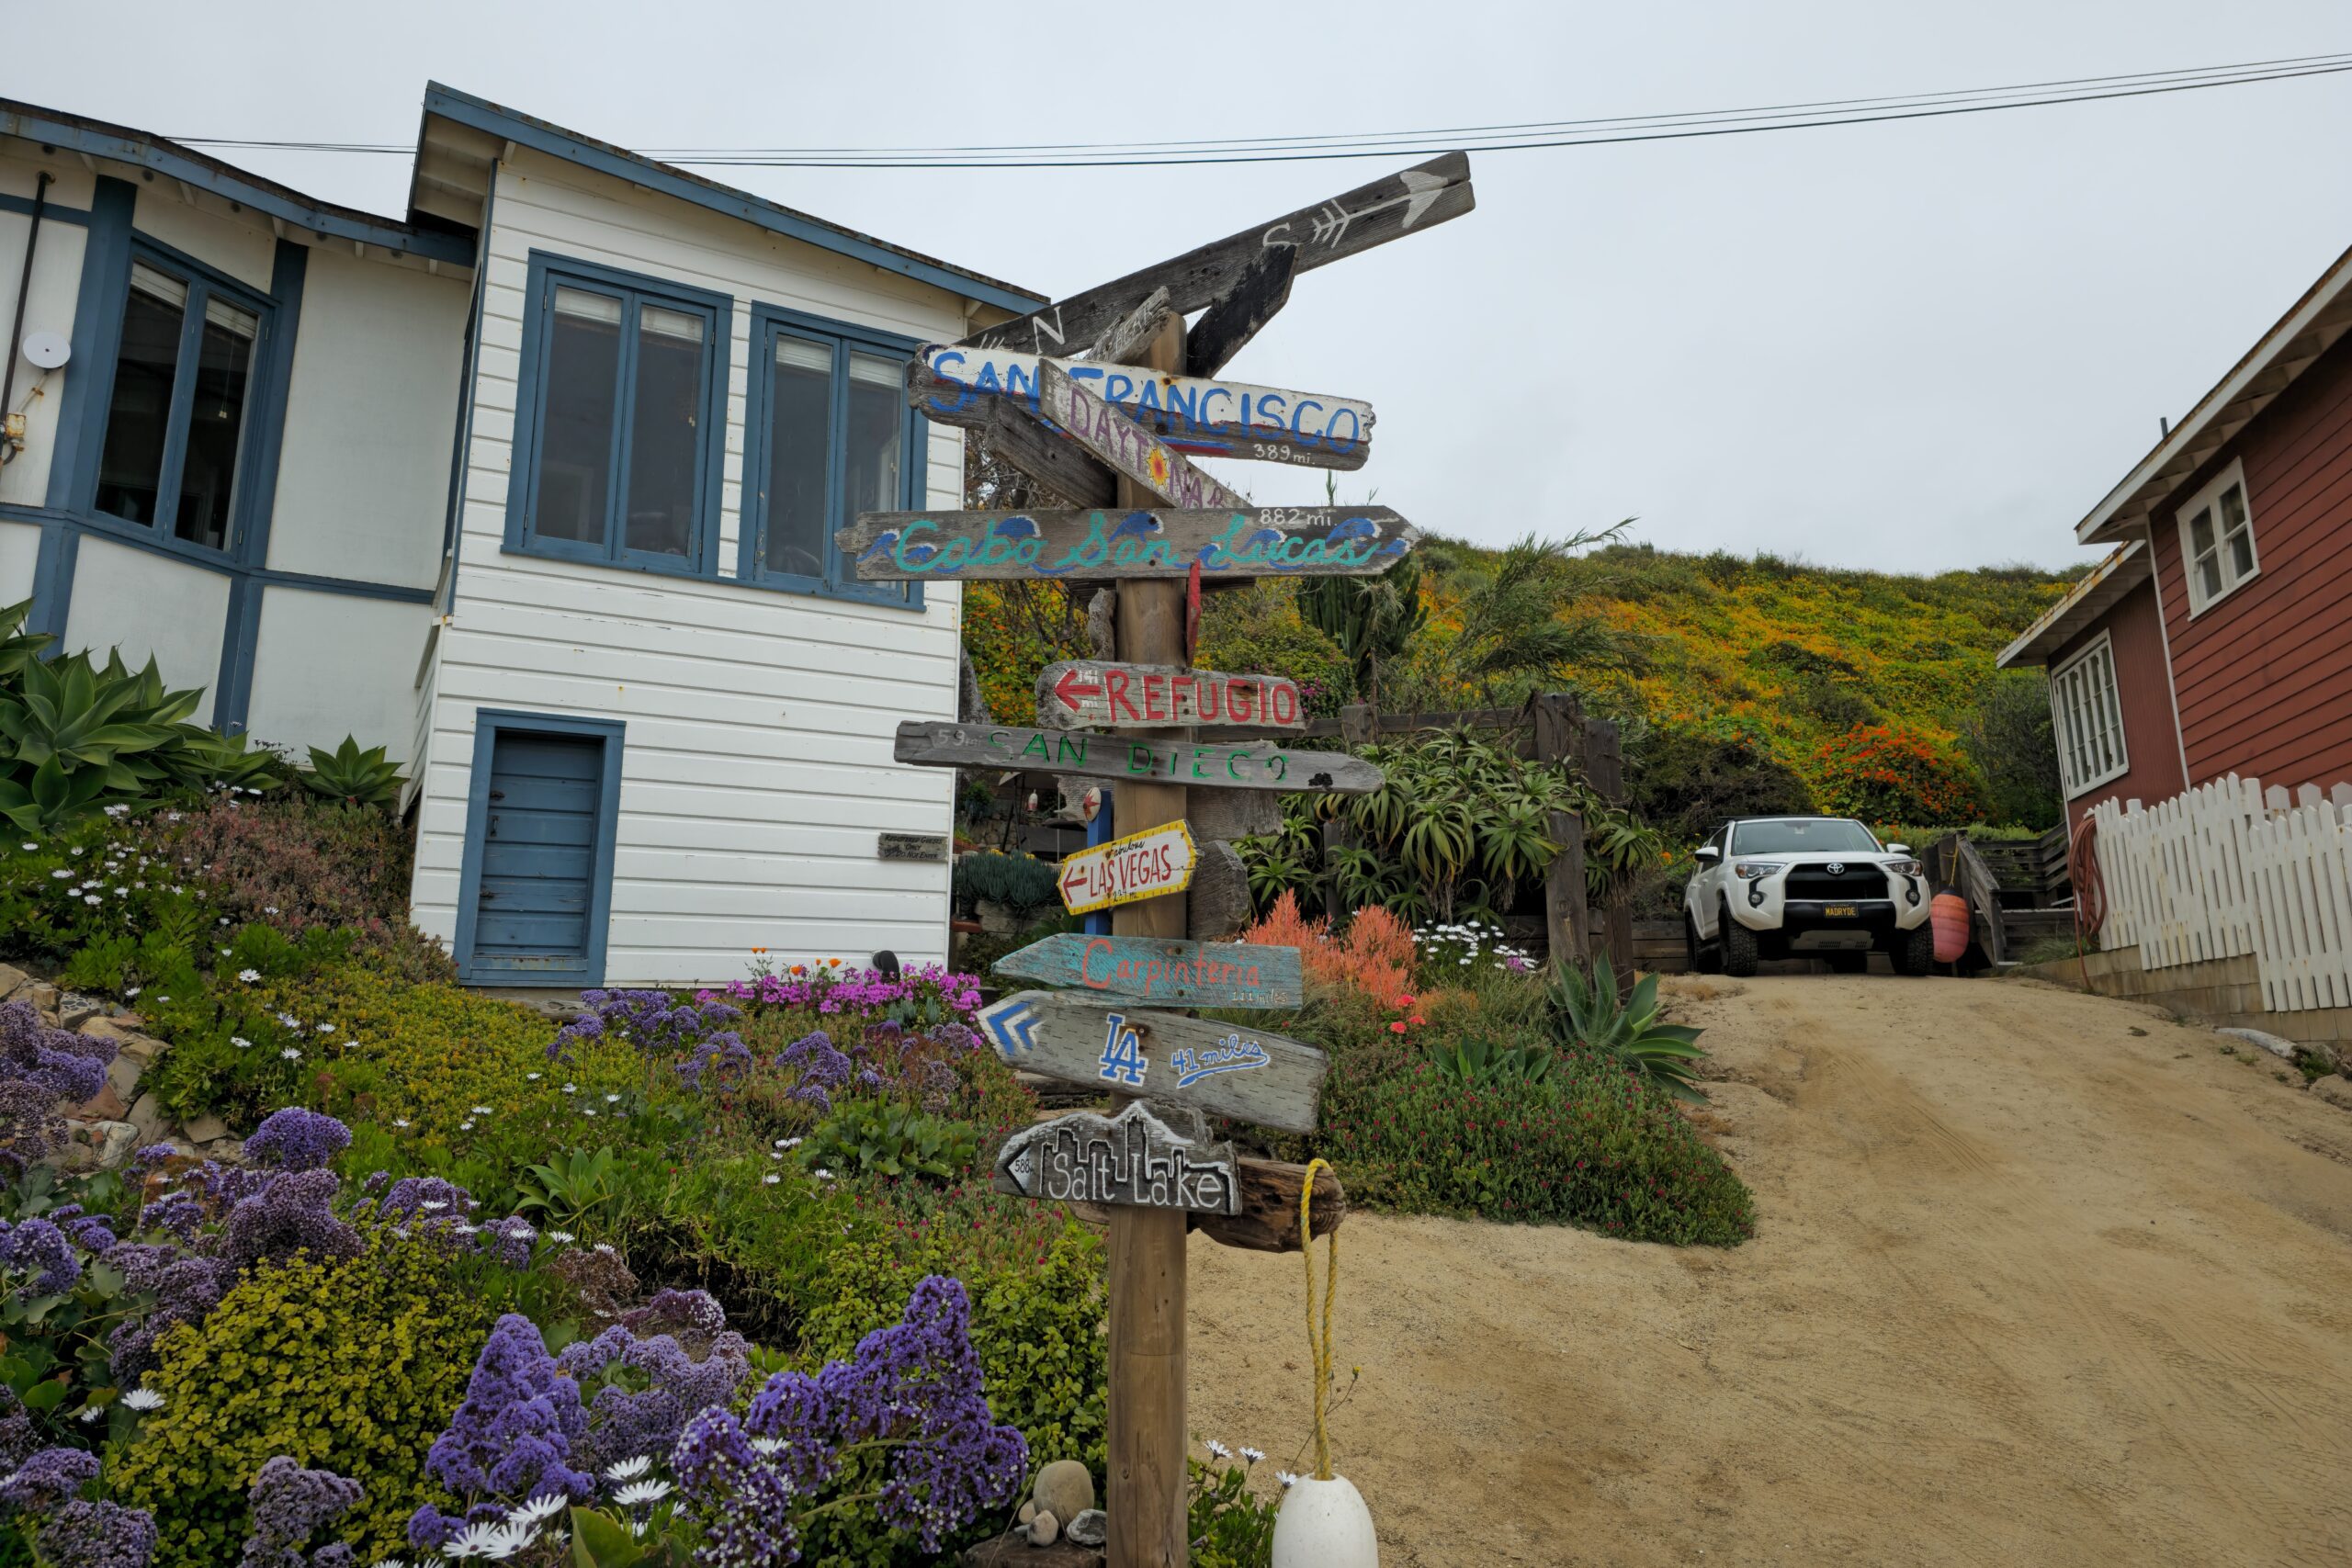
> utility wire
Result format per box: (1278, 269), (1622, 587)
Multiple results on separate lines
(169, 51), (2352, 169)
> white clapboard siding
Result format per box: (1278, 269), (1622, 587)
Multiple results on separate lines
(412, 147), (981, 985)
(2088, 773), (2352, 1011)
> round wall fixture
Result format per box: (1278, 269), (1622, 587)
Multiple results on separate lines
(19, 331), (70, 369)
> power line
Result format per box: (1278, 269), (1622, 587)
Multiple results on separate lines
(168, 51), (2352, 169)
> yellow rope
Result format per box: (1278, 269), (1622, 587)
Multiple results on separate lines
(1299, 1157), (1339, 1481)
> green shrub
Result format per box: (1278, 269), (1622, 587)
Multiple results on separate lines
(1626, 721), (1815, 846)
(113, 1235), (493, 1567)
(1961, 670), (2063, 830)
(799, 1100), (980, 1183)
(951, 850), (1060, 917)
(1544, 962), (1710, 1103)
(298, 736), (403, 810)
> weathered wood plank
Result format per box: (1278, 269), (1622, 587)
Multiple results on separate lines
(910, 349), (1371, 471)
(1186, 245), (1296, 378)
(992, 932), (1303, 1009)
(975, 393), (1114, 508)
(892, 721), (1385, 795)
(1186, 840), (1256, 942)
(976, 990), (1326, 1134)
(963, 152), (1475, 355)
(1036, 660), (1306, 732)
(993, 1101), (1240, 1215)
(839, 505), (1419, 583)
(1058, 820), (1196, 917)
(1084, 286), (1173, 366)
(1195, 1159), (1346, 1253)
(1038, 362), (1246, 513)
(876, 831), (948, 862)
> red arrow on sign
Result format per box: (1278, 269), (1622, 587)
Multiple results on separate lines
(1053, 667), (1102, 711)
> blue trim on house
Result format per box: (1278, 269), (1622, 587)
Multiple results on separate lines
(211, 575), (263, 733)
(736, 302), (926, 612)
(451, 708), (626, 987)
(4, 503), (438, 605)
(25, 518), (78, 644)
(255, 568), (436, 604)
(0, 194), (87, 225)
(437, 159), (497, 613)
(209, 236), (307, 734)
(420, 84), (1040, 315)
(503, 251), (731, 581)
(1, 99), (474, 265)
(43, 177), (133, 522)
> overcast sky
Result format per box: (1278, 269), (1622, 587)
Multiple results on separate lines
(14, 1), (2348, 575)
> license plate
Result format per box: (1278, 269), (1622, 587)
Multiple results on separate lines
(1823, 904), (1859, 918)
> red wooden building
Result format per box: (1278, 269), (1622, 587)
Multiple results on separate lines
(1999, 242), (2352, 824)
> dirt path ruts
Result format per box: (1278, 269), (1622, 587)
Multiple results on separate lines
(1187, 975), (2352, 1566)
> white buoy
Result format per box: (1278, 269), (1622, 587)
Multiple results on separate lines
(1272, 1474), (1378, 1568)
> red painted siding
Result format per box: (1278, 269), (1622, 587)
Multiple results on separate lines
(2054, 577), (2185, 829)
(2149, 333), (2352, 792)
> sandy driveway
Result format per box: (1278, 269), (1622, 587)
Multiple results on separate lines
(1187, 975), (2352, 1566)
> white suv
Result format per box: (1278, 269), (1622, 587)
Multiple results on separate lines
(1684, 816), (1933, 977)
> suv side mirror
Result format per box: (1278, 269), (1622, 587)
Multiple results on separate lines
(1884, 842), (1910, 855)
(1694, 845), (1722, 864)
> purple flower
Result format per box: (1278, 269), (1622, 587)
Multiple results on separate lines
(33, 1499), (155, 1568)
(777, 1032), (853, 1115)
(240, 1455), (363, 1568)
(0, 1001), (118, 1173)
(215, 1170), (361, 1278)
(409, 1314), (593, 1546)
(550, 990), (745, 1075)
(474, 1216), (537, 1269)
(243, 1109), (351, 1173)
(0, 1446), (98, 1508)
(672, 1404), (803, 1567)
(364, 1174), (478, 1227)
(0, 1219), (81, 1299)
(555, 1313), (750, 1474)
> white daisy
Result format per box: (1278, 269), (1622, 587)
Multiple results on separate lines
(76, 1406), (102, 1425)
(506, 1494), (567, 1528)
(419, 1200), (449, 1212)
(1240, 1446), (1265, 1463)
(548, 1230), (575, 1244)
(392, 1118), (411, 1129)
(612, 1479), (672, 1507)
(1203, 1438), (1231, 1459)
(121, 1387), (164, 1411)
(748, 1437), (787, 1457)
(281, 1047), (301, 1061)
(21, 843), (36, 852)
(525, 1072), (542, 1081)
(470, 1105), (492, 1115)
(775, 1137), (802, 1149)
(812, 1168), (835, 1180)
(762, 1174), (781, 1186)
(1277, 1471), (1300, 1489)
(237, 969), (261, 983)
(605, 1456), (653, 1483)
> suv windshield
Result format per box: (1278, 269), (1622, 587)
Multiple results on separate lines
(1730, 818), (1882, 854)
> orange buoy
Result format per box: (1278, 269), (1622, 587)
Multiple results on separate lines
(1930, 892), (1972, 963)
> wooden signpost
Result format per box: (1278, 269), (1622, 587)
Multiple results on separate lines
(994, 932), (1304, 1009)
(994, 1100), (1240, 1216)
(893, 720), (1385, 795)
(1037, 660), (1306, 732)
(912, 347), (1373, 469)
(1058, 821), (1197, 917)
(839, 504), (1420, 585)
(977, 990), (1328, 1135)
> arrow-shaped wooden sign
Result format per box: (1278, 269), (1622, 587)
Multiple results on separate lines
(892, 721), (1385, 795)
(994, 932), (1304, 1009)
(1037, 660), (1306, 732)
(838, 505), (1419, 583)
(964, 152), (1474, 357)
(1037, 362), (1245, 513)
(976, 990), (1328, 1134)
(911, 348), (1372, 471)
(994, 1100), (1241, 1216)
(1058, 820), (1196, 916)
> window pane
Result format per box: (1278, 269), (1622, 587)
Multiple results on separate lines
(2217, 482), (2248, 536)
(536, 288), (622, 545)
(171, 297), (257, 551)
(622, 305), (707, 558)
(2199, 556), (2222, 601)
(2188, 507), (2215, 558)
(93, 266), (188, 525)
(846, 352), (906, 599)
(763, 336), (833, 581)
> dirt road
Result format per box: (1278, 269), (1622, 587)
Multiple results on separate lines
(1189, 975), (2352, 1566)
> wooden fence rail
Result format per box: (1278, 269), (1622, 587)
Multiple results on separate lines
(2088, 773), (2352, 1012)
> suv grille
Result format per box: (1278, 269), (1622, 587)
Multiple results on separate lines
(1785, 866), (1890, 900)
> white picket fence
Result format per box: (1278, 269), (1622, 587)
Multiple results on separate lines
(2089, 774), (2352, 1012)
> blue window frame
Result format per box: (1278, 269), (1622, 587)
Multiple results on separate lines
(505, 254), (730, 578)
(739, 303), (928, 608)
(451, 709), (626, 987)
(75, 235), (281, 560)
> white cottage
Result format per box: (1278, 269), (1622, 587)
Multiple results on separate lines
(0, 87), (1042, 987)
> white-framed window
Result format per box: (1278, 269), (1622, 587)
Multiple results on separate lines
(2051, 630), (2130, 797)
(2175, 457), (2259, 615)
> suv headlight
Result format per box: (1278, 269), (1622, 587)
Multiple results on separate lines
(1883, 859), (1923, 876)
(1731, 861), (1785, 880)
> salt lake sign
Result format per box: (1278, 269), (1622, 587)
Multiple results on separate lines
(1037, 660), (1306, 732)
(1058, 820), (1197, 917)
(977, 990), (1327, 1134)
(994, 1101), (1240, 1216)
(993, 933), (1304, 1009)
(892, 721), (1385, 795)
(839, 505), (1419, 584)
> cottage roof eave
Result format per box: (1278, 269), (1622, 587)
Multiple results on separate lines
(1996, 541), (2150, 670)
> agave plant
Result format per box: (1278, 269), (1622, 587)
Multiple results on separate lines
(1424, 1032), (1555, 1089)
(1545, 960), (1710, 1102)
(300, 735), (403, 809)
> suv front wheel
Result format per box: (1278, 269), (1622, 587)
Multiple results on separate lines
(1719, 903), (1759, 977)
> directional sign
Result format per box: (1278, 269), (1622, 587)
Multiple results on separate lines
(994, 1101), (1240, 1216)
(839, 505), (1419, 584)
(1058, 820), (1197, 917)
(964, 152), (1475, 357)
(994, 933), (1305, 1009)
(1037, 661), (1306, 732)
(1037, 363), (1245, 513)
(911, 348), (1373, 470)
(892, 721), (1385, 795)
(976, 991), (1327, 1134)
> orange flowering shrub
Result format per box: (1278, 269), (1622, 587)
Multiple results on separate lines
(1812, 724), (1986, 826)
(1240, 891), (1412, 1004)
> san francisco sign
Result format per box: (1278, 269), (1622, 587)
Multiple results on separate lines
(892, 721), (1385, 795)
(993, 933), (1304, 1010)
(1057, 820), (1197, 917)
(839, 505), (1419, 583)
(976, 991), (1327, 1134)
(993, 1101), (1240, 1216)
(1037, 660), (1306, 732)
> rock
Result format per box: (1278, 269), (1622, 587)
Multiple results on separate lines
(1065, 1509), (1106, 1548)
(127, 1092), (168, 1147)
(2310, 1075), (2352, 1112)
(201, 1138), (245, 1165)
(1028, 1511), (1059, 1547)
(1018, 1502), (1036, 1526)
(24, 983), (59, 1024)
(78, 1083), (127, 1122)
(1033, 1460), (1094, 1526)
(183, 1112), (230, 1144)
(0, 963), (28, 999)
(2219, 1027), (2298, 1062)
(91, 1121), (139, 1170)
(106, 1055), (141, 1105)
(58, 994), (104, 1031)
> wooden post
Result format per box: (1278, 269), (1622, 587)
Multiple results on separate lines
(1584, 716), (1636, 987)
(1532, 693), (1589, 970)
(1320, 704), (1375, 922)
(1107, 313), (1190, 1568)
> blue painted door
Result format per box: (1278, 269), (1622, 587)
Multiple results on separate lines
(469, 731), (605, 977)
